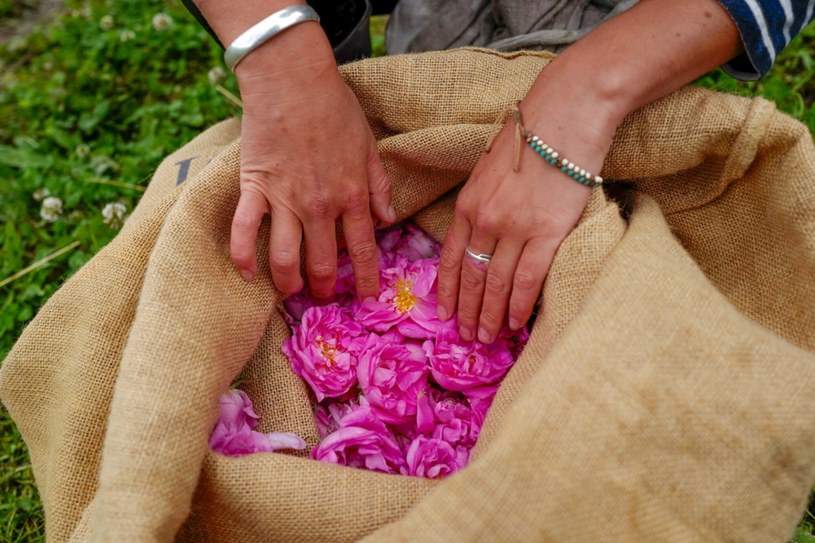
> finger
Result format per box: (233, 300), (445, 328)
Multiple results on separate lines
(231, 187), (269, 281)
(303, 219), (338, 300)
(366, 135), (395, 224)
(477, 239), (523, 344)
(508, 238), (555, 331)
(437, 206), (471, 322)
(341, 205), (380, 301)
(457, 233), (497, 343)
(268, 209), (304, 295)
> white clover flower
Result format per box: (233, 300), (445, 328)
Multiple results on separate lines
(40, 196), (63, 223)
(99, 15), (114, 30)
(207, 66), (226, 85)
(119, 29), (136, 42)
(75, 144), (90, 158)
(33, 187), (51, 201)
(102, 201), (128, 228)
(152, 13), (172, 32)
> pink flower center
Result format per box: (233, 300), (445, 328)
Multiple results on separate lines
(316, 337), (338, 366)
(391, 278), (417, 313)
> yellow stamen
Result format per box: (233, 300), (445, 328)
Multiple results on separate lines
(392, 278), (417, 313)
(316, 337), (337, 366)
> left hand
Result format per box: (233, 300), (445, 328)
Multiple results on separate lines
(436, 103), (614, 343)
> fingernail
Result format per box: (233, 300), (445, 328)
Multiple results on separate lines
(387, 205), (397, 222)
(509, 317), (520, 330)
(437, 306), (449, 321)
(477, 326), (492, 344)
(459, 326), (473, 342)
(240, 269), (255, 282)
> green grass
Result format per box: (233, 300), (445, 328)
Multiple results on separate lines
(0, 0), (37, 19)
(0, 3), (813, 541)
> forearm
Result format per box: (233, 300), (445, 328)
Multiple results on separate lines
(522, 0), (744, 146)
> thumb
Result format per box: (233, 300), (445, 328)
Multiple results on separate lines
(366, 135), (396, 224)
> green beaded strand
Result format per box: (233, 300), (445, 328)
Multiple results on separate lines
(525, 134), (603, 188)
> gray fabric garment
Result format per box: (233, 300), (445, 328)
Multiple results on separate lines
(386, 0), (639, 54)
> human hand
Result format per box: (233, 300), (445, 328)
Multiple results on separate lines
(436, 102), (614, 343)
(229, 23), (394, 300)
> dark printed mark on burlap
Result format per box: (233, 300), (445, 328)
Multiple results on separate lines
(175, 155), (215, 185)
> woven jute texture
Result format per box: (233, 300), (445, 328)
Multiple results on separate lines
(2, 48), (814, 543)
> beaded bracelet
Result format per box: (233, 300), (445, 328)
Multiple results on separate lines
(487, 104), (604, 189)
(525, 133), (603, 188)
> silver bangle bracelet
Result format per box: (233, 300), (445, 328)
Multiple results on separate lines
(224, 5), (320, 72)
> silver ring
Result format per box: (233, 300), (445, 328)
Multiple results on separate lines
(465, 246), (493, 266)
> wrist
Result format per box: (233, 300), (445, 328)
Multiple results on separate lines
(234, 20), (337, 89)
(518, 73), (622, 177)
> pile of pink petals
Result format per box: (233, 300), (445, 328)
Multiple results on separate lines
(209, 389), (307, 456)
(283, 222), (528, 478)
(209, 222), (528, 479)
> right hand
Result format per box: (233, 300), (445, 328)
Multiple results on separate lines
(230, 21), (394, 300)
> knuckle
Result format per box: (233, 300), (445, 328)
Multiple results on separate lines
(454, 194), (473, 217)
(238, 170), (270, 189)
(509, 302), (530, 323)
(438, 250), (460, 275)
(457, 305), (479, 323)
(369, 171), (390, 194)
(485, 271), (507, 293)
(514, 269), (538, 292)
(460, 267), (483, 290)
(230, 251), (253, 269)
(355, 274), (380, 295)
(348, 241), (378, 267)
(473, 211), (502, 237)
(307, 194), (332, 219)
(479, 309), (501, 329)
(342, 185), (368, 212)
(309, 262), (335, 283)
(269, 251), (299, 273)
(230, 241), (255, 266)
(532, 212), (559, 237)
(232, 209), (260, 231)
(436, 278), (456, 300)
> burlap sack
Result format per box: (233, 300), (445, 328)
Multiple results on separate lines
(1, 48), (814, 543)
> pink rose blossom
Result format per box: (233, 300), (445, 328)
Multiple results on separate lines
(392, 223), (440, 262)
(210, 390), (306, 457)
(424, 327), (515, 391)
(499, 325), (531, 359)
(311, 406), (406, 473)
(432, 393), (481, 447)
(282, 305), (368, 401)
(210, 428), (307, 457)
(357, 336), (429, 424)
(404, 436), (468, 478)
(377, 223), (440, 266)
(275, 222), (530, 479)
(415, 388), (483, 448)
(314, 399), (360, 439)
(215, 389), (260, 429)
(376, 228), (403, 259)
(356, 256), (446, 339)
(282, 290), (313, 326)
(462, 385), (499, 429)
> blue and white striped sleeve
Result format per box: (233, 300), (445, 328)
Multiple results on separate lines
(717, 0), (815, 80)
